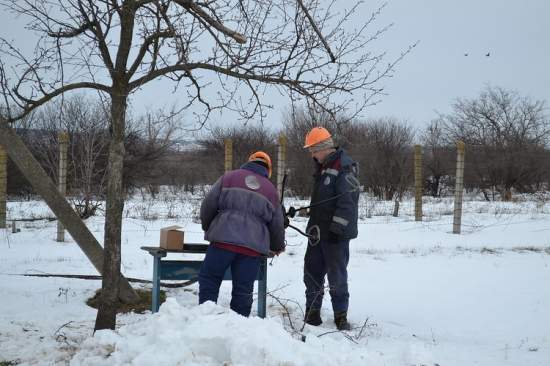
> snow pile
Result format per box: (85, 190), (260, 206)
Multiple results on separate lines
(71, 299), (374, 366)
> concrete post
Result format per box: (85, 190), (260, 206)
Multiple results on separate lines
(224, 138), (233, 172)
(56, 132), (69, 242)
(414, 145), (423, 221)
(276, 134), (287, 195)
(0, 145), (6, 229)
(453, 141), (466, 234)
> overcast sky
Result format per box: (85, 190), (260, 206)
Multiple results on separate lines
(1, 0), (549, 130)
(363, 0), (550, 127)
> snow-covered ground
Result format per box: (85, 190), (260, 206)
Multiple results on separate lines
(1, 191), (549, 365)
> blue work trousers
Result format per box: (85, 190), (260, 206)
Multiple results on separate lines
(198, 245), (260, 317)
(303, 238), (350, 312)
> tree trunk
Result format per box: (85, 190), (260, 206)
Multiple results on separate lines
(94, 92), (128, 331)
(0, 122), (139, 305)
(430, 176), (441, 197)
(502, 188), (512, 201)
(94, 0), (136, 331)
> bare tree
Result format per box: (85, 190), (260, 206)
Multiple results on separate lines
(17, 96), (181, 201)
(420, 118), (453, 197)
(0, 0), (411, 330)
(28, 97), (110, 218)
(68, 103), (110, 218)
(361, 118), (414, 200)
(124, 109), (181, 189)
(442, 86), (550, 200)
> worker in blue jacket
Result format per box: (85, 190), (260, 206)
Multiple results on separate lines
(301, 127), (359, 330)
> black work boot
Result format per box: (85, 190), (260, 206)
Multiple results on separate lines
(334, 311), (351, 330)
(304, 308), (322, 326)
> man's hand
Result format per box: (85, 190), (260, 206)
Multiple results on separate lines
(269, 247), (285, 257)
(287, 206), (297, 218)
(284, 215), (290, 228)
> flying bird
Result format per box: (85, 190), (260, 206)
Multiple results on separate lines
(485, 52), (490, 57)
(464, 52), (468, 56)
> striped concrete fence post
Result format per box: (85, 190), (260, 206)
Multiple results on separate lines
(56, 132), (69, 242)
(0, 145), (6, 229)
(453, 141), (466, 234)
(224, 138), (233, 172)
(414, 144), (423, 221)
(276, 133), (287, 196)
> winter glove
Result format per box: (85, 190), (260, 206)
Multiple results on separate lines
(328, 222), (345, 242)
(287, 206), (297, 218)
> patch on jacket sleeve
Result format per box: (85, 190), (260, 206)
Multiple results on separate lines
(345, 173), (361, 190)
(324, 176), (331, 185)
(245, 175), (261, 190)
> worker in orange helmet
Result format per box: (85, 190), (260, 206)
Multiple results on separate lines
(199, 151), (285, 317)
(300, 127), (359, 330)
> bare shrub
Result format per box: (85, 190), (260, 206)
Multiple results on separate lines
(441, 86), (550, 200)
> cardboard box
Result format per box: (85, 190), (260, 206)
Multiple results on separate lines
(159, 225), (184, 250)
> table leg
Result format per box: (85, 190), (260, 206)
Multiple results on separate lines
(258, 257), (267, 318)
(152, 255), (161, 313)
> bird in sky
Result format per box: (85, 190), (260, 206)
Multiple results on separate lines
(485, 52), (490, 57)
(464, 52), (469, 56)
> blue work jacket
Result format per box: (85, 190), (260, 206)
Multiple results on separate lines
(306, 148), (359, 241)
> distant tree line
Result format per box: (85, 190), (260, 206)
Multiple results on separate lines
(7, 95), (180, 207)
(183, 86), (550, 201)
(6, 86), (550, 202)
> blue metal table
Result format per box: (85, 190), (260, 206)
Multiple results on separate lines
(141, 243), (267, 318)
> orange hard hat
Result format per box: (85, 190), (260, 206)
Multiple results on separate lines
(303, 127), (331, 148)
(248, 151), (272, 178)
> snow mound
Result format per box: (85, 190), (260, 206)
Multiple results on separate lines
(70, 298), (373, 366)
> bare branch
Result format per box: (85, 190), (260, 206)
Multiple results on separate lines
(296, 0), (336, 63)
(4, 82), (111, 123)
(1, 0), (412, 131)
(47, 21), (94, 38)
(173, 0), (247, 44)
(128, 30), (176, 77)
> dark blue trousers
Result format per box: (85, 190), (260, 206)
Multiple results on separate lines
(303, 238), (350, 312)
(198, 245), (260, 317)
